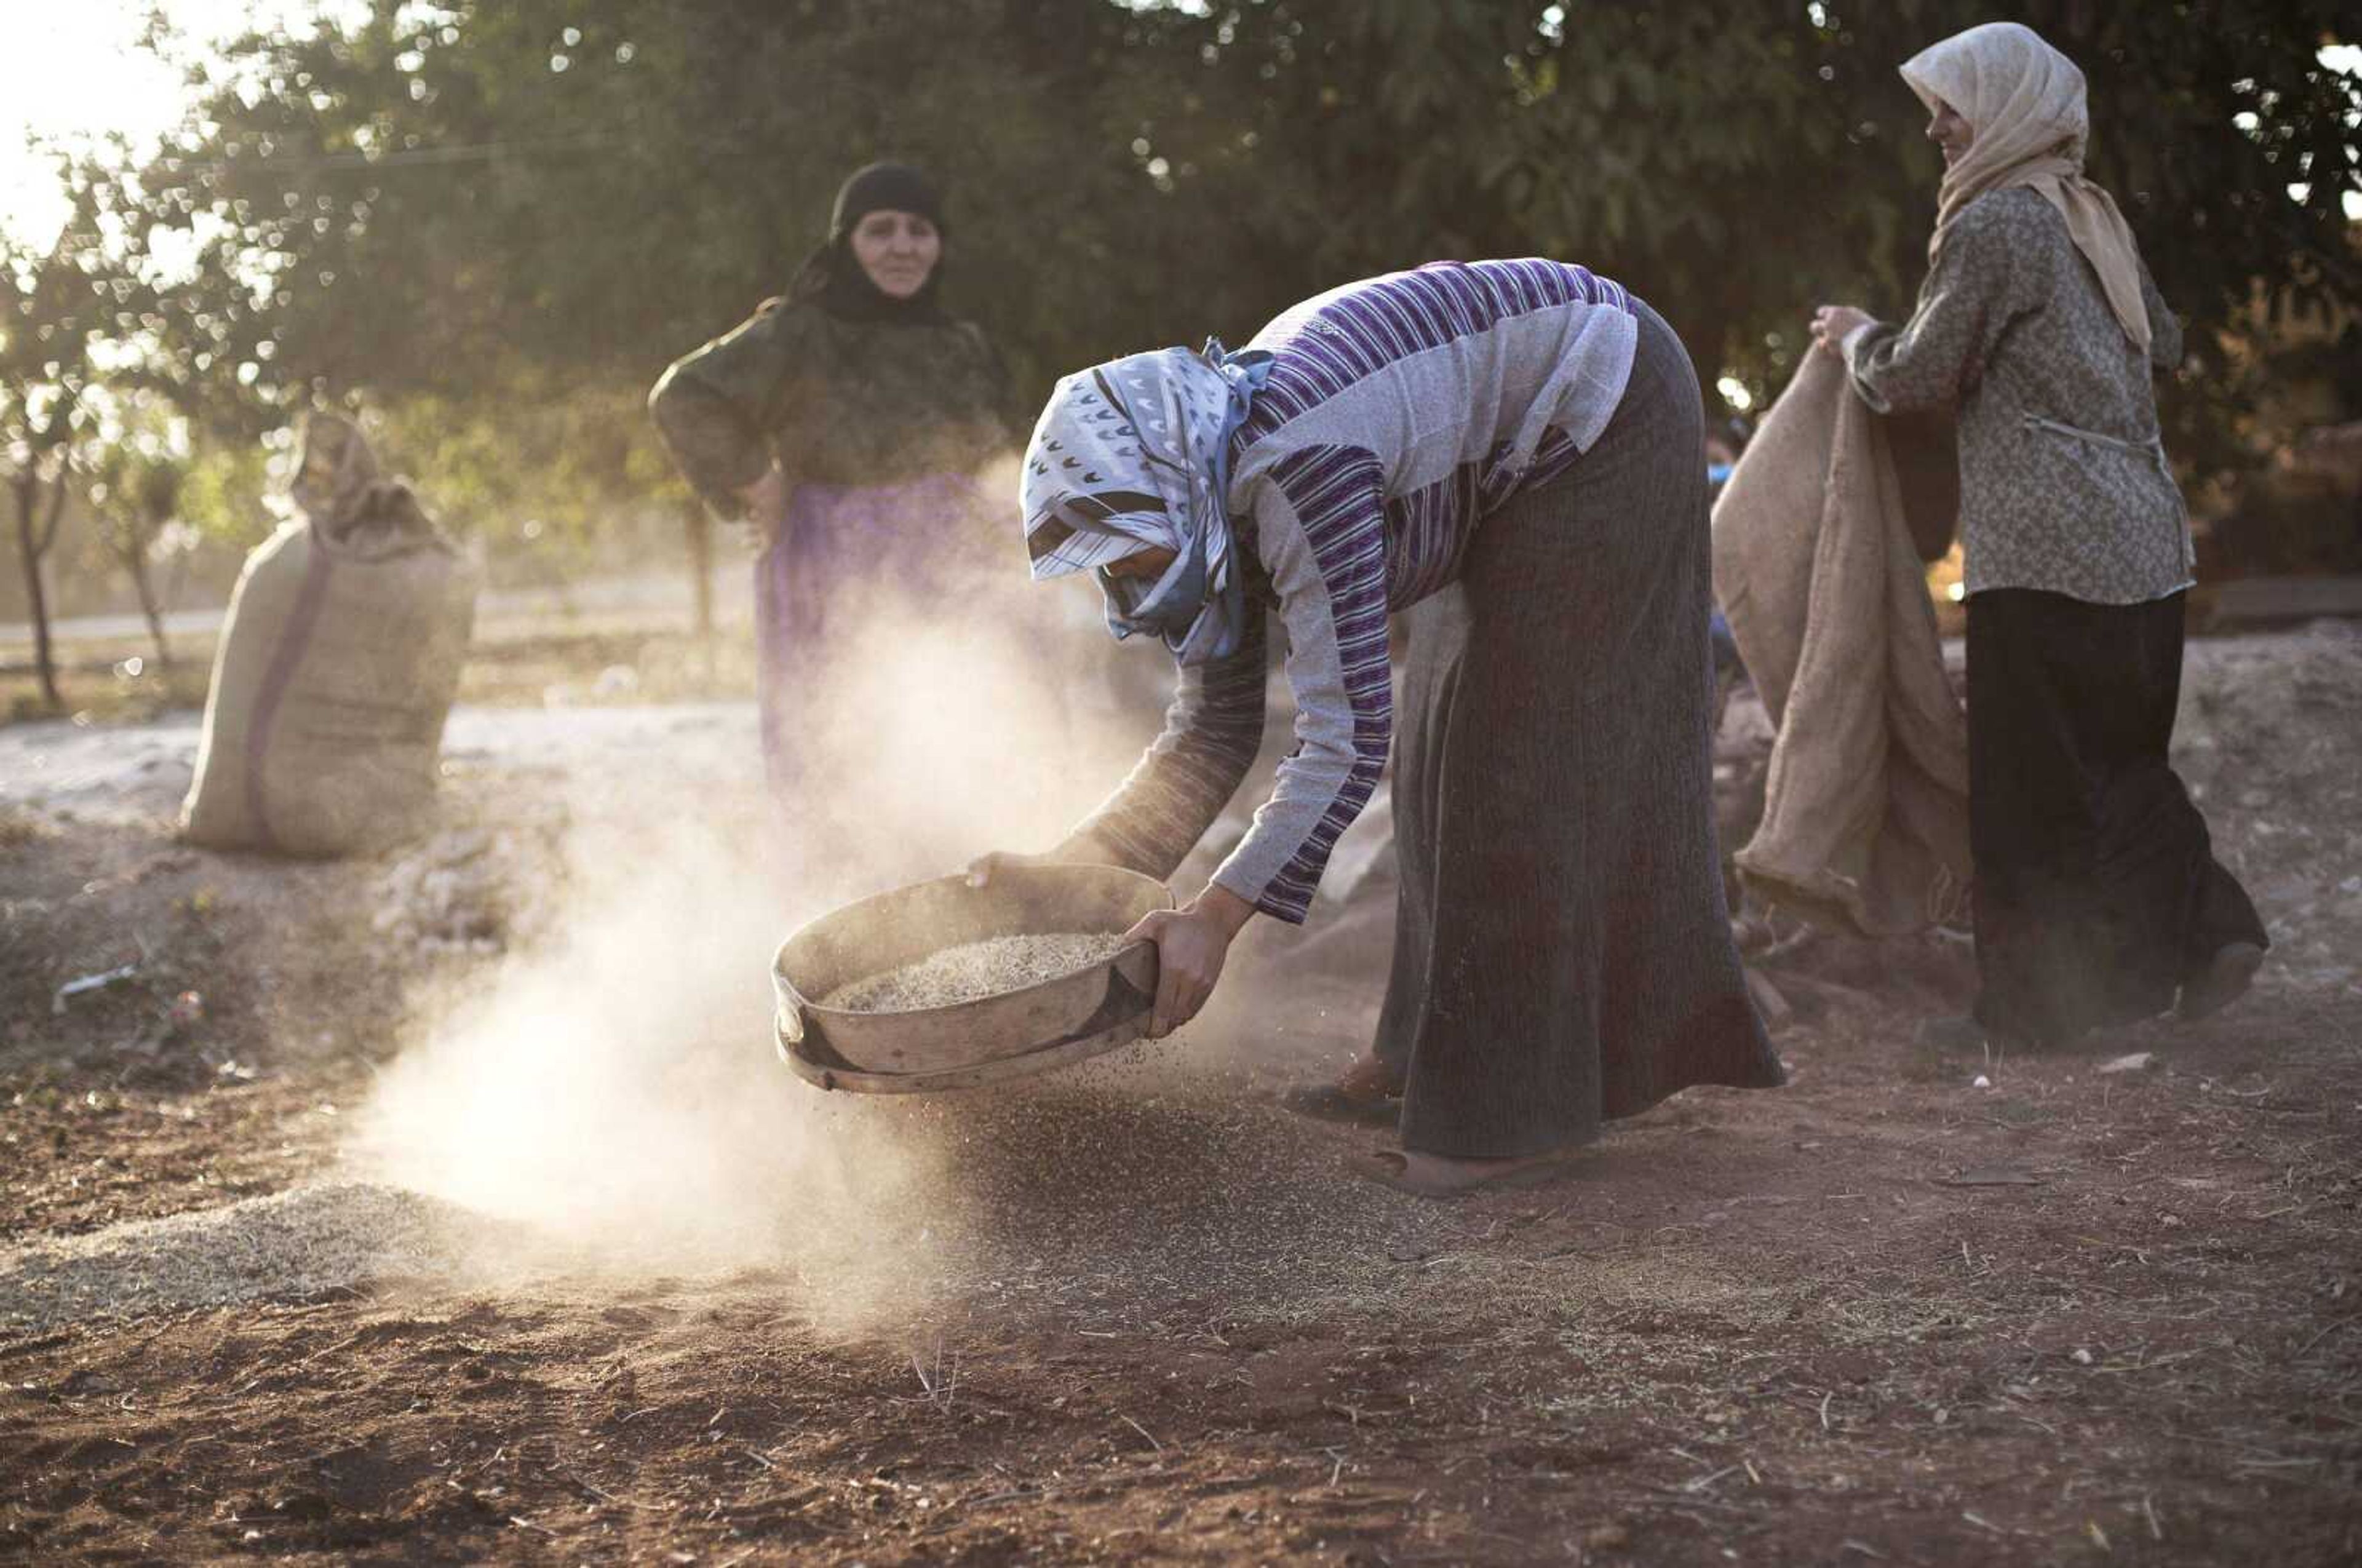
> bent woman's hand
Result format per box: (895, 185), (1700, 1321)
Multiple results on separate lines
(965, 832), (1124, 889)
(1124, 883), (1255, 1038)
(965, 848), (1062, 888)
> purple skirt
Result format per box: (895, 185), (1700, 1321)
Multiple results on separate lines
(754, 472), (987, 799)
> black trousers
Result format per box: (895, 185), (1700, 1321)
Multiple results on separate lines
(1965, 588), (2267, 1043)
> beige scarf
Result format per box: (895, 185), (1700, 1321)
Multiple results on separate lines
(1901, 22), (2151, 351)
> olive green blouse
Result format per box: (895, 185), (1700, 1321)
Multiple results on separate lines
(649, 296), (1012, 519)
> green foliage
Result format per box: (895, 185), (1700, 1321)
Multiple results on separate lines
(4, 170), (162, 702)
(1168, 0), (2358, 404)
(30, 0), (2362, 582)
(4, 179), (121, 482)
(173, 441), (278, 551)
(369, 375), (667, 551)
(85, 404), (188, 545)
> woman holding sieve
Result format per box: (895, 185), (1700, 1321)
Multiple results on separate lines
(976, 259), (1785, 1196)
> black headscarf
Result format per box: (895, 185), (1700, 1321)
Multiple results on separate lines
(787, 162), (950, 325)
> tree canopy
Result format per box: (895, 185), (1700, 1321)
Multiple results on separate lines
(14, 0), (2362, 563)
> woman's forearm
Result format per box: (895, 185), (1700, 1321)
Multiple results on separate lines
(650, 369), (773, 514)
(1070, 625), (1270, 878)
(1844, 219), (2010, 416)
(1187, 880), (1257, 937)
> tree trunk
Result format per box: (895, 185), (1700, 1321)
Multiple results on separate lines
(685, 498), (714, 640)
(123, 536), (173, 671)
(11, 472), (64, 711)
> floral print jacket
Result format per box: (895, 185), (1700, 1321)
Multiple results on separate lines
(1845, 188), (2192, 606)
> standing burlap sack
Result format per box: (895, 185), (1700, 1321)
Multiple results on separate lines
(1710, 350), (1970, 935)
(183, 419), (480, 856)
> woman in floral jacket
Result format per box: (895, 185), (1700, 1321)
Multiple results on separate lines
(1813, 23), (2267, 1048)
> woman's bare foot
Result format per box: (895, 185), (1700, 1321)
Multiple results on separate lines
(1348, 1147), (1585, 1198)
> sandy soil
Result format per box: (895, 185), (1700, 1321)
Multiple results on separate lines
(2, 629), (2358, 1566)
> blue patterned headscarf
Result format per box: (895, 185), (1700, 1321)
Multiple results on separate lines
(1020, 341), (1271, 665)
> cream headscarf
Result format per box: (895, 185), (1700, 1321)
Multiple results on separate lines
(1901, 22), (2151, 351)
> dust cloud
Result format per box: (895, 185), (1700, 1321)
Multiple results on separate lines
(348, 455), (1196, 1315)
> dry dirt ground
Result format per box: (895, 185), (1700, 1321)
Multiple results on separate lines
(2, 629), (2359, 1566)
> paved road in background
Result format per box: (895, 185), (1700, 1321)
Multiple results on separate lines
(0, 569), (747, 660)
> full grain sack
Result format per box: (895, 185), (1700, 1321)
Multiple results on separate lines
(183, 416), (480, 856)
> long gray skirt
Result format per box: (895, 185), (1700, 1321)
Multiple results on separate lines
(1372, 300), (1784, 1158)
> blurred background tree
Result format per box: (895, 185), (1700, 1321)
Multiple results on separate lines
(4, 171), (158, 707)
(86, 397), (196, 672)
(130, 0), (2353, 441)
(5, 0), (2358, 701)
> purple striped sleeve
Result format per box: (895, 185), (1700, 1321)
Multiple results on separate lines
(1243, 445), (1394, 923)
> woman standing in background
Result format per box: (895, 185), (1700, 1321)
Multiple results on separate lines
(650, 162), (1011, 809)
(1812, 23), (2268, 1048)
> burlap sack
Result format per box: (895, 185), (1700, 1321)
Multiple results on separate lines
(1711, 350), (1970, 935)
(183, 425), (479, 856)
